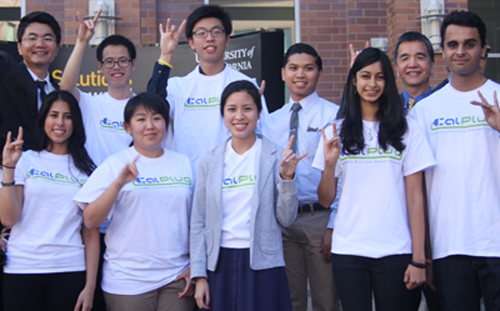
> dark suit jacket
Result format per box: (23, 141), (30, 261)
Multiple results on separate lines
(0, 51), (59, 150)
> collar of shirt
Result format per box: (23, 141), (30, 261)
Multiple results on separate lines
(25, 66), (53, 93)
(402, 87), (432, 108)
(287, 91), (320, 114)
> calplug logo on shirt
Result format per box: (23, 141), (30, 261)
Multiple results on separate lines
(100, 118), (125, 131)
(339, 147), (403, 161)
(430, 115), (487, 131)
(27, 169), (87, 185)
(183, 97), (220, 108)
(132, 176), (192, 186)
(222, 175), (257, 190)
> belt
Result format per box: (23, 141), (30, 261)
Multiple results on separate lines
(298, 202), (329, 213)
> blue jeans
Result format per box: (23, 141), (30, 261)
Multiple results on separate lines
(332, 254), (411, 311)
(433, 255), (500, 311)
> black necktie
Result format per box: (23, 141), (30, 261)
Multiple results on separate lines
(35, 80), (47, 103)
(290, 102), (302, 153)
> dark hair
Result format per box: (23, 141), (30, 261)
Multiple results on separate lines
(394, 31), (434, 63)
(283, 43), (323, 71)
(186, 5), (232, 40)
(34, 90), (96, 176)
(337, 47), (407, 155)
(440, 10), (487, 48)
(220, 80), (262, 116)
(124, 92), (170, 141)
(96, 35), (136, 62)
(18, 11), (61, 44)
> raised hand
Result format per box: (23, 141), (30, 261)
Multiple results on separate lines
(116, 156), (140, 187)
(159, 18), (187, 64)
(3, 127), (24, 168)
(471, 90), (500, 132)
(280, 135), (308, 180)
(259, 80), (266, 96)
(76, 9), (101, 44)
(349, 41), (370, 68)
(322, 123), (341, 166)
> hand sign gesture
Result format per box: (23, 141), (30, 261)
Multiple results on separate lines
(280, 135), (308, 180)
(3, 127), (24, 168)
(159, 18), (187, 64)
(76, 9), (101, 44)
(322, 123), (341, 166)
(349, 41), (370, 68)
(471, 90), (500, 132)
(116, 156), (140, 187)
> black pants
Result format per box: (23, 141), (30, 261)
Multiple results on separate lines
(3, 271), (85, 311)
(332, 253), (411, 311)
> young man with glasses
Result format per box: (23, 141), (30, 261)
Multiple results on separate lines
(148, 5), (268, 173)
(0, 11), (61, 150)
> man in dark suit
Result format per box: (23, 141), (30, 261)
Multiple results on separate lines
(0, 11), (61, 150)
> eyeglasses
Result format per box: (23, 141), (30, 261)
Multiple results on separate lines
(101, 58), (132, 69)
(22, 35), (55, 45)
(193, 27), (225, 39)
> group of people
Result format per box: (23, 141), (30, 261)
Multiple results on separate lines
(0, 4), (498, 311)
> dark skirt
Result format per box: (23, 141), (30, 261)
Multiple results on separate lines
(205, 247), (292, 311)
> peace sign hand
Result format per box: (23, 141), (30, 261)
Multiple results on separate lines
(159, 18), (187, 64)
(76, 9), (101, 44)
(322, 123), (341, 166)
(3, 127), (24, 168)
(471, 90), (500, 132)
(116, 156), (140, 187)
(280, 135), (308, 180)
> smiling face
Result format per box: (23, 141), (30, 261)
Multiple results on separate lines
(354, 61), (385, 108)
(98, 44), (135, 90)
(44, 99), (73, 154)
(124, 105), (166, 157)
(396, 40), (433, 91)
(223, 91), (260, 144)
(282, 53), (322, 102)
(188, 17), (229, 67)
(17, 22), (59, 72)
(442, 24), (486, 78)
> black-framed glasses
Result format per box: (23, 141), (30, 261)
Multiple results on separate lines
(193, 27), (225, 39)
(101, 58), (132, 69)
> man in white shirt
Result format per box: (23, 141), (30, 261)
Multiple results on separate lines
(262, 43), (340, 311)
(147, 5), (267, 173)
(410, 10), (500, 311)
(0, 11), (61, 150)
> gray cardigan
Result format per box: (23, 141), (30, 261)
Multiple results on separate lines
(190, 136), (298, 279)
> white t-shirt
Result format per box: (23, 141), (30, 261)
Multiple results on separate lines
(78, 90), (133, 166)
(166, 64), (268, 174)
(5, 150), (88, 274)
(74, 147), (193, 295)
(410, 80), (500, 260)
(221, 138), (261, 248)
(312, 119), (436, 258)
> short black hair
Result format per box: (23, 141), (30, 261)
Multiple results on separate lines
(283, 43), (323, 71)
(220, 80), (262, 116)
(186, 5), (232, 40)
(124, 92), (170, 133)
(440, 10), (486, 48)
(96, 35), (136, 62)
(394, 32), (434, 63)
(18, 11), (61, 44)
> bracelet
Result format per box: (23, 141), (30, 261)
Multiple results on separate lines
(1, 181), (15, 187)
(410, 260), (426, 269)
(157, 59), (172, 68)
(2, 165), (15, 169)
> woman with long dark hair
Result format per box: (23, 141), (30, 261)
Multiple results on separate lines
(0, 90), (99, 311)
(312, 48), (436, 311)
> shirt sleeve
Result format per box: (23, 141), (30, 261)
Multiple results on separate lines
(402, 120), (436, 176)
(14, 152), (29, 186)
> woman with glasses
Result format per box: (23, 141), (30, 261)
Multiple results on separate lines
(0, 90), (99, 311)
(313, 48), (436, 311)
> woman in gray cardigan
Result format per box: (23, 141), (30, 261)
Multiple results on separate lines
(190, 80), (305, 311)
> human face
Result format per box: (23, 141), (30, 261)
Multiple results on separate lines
(354, 61), (385, 107)
(396, 41), (433, 90)
(442, 24), (487, 77)
(17, 22), (59, 71)
(282, 53), (322, 102)
(124, 105), (166, 157)
(44, 99), (73, 154)
(189, 17), (229, 66)
(98, 45), (135, 89)
(223, 91), (260, 144)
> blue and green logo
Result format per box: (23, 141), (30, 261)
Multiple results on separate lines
(27, 169), (86, 184)
(132, 176), (192, 186)
(222, 175), (257, 189)
(339, 147), (402, 161)
(100, 117), (125, 131)
(430, 115), (487, 131)
(184, 97), (220, 108)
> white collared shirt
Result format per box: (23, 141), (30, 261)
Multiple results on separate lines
(262, 91), (339, 228)
(25, 67), (55, 110)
